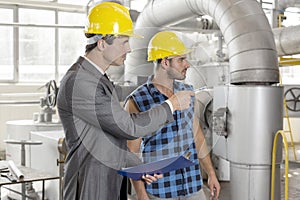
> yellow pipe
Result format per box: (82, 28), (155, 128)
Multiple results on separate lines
(271, 130), (289, 200)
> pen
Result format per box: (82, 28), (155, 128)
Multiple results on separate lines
(184, 152), (192, 159)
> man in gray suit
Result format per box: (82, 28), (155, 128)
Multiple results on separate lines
(57, 2), (194, 200)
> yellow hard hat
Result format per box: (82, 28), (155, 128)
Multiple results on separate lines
(85, 2), (141, 38)
(148, 31), (191, 61)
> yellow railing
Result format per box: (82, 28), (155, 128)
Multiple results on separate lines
(283, 98), (297, 161)
(279, 74), (297, 161)
(271, 130), (289, 200)
(279, 57), (300, 66)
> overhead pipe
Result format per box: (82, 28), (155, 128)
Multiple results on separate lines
(125, 0), (279, 84)
(166, 16), (219, 31)
(279, 0), (300, 10)
(273, 25), (300, 56)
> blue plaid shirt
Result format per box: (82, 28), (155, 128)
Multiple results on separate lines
(128, 76), (202, 198)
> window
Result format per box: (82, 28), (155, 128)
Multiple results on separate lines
(282, 7), (300, 27)
(58, 0), (91, 6)
(0, 3), (86, 83)
(58, 12), (86, 80)
(0, 8), (14, 81)
(19, 8), (55, 82)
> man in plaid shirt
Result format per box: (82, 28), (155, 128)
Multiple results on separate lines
(124, 31), (220, 200)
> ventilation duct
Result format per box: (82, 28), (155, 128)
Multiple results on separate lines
(125, 0), (279, 85)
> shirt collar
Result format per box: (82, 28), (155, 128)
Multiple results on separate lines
(83, 56), (105, 75)
(146, 75), (161, 97)
(146, 75), (182, 97)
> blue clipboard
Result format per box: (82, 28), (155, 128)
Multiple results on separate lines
(117, 155), (195, 180)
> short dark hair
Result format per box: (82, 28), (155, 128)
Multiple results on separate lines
(156, 58), (172, 64)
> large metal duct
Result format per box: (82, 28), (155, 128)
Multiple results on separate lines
(273, 25), (300, 56)
(125, 0), (279, 85)
(166, 16), (219, 31)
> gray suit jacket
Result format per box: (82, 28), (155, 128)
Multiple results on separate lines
(57, 57), (174, 199)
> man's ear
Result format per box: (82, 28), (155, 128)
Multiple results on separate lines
(161, 58), (169, 70)
(97, 39), (105, 51)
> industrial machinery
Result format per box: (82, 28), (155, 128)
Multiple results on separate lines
(212, 85), (283, 200)
(6, 80), (62, 167)
(284, 86), (300, 116)
(5, 80), (63, 199)
(122, 0), (296, 199)
(33, 80), (59, 123)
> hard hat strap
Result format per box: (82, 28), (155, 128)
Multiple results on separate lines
(87, 34), (103, 45)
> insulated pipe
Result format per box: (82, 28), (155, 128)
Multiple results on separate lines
(273, 25), (300, 56)
(279, 0), (300, 10)
(167, 16), (219, 31)
(125, 0), (279, 84)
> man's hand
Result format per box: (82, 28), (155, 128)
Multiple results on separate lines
(208, 174), (221, 200)
(169, 91), (195, 111)
(141, 173), (163, 185)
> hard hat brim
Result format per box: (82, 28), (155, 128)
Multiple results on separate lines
(148, 48), (193, 61)
(125, 32), (144, 39)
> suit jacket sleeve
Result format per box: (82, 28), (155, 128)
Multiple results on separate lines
(66, 68), (174, 140)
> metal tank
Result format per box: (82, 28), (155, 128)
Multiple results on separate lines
(213, 85), (283, 200)
(6, 120), (62, 167)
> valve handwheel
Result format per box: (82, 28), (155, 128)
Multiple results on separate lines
(284, 87), (300, 112)
(46, 80), (58, 107)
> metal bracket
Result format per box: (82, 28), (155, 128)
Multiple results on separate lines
(213, 107), (228, 137)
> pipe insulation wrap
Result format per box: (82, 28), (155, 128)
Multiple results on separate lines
(279, 0), (300, 9)
(273, 25), (300, 56)
(125, 0), (279, 84)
